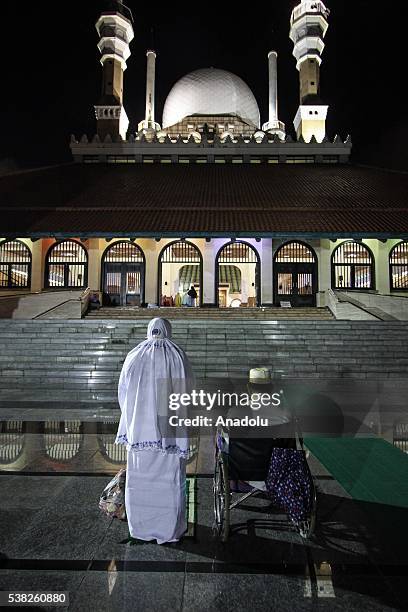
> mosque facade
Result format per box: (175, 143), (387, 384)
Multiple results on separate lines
(1, 0), (408, 310)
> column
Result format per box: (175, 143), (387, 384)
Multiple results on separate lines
(87, 239), (102, 292)
(317, 239), (332, 306)
(373, 240), (390, 294)
(142, 239), (159, 305)
(202, 240), (218, 306)
(30, 240), (43, 292)
(261, 239), (273, 306)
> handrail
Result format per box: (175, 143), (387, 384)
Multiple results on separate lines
(0, 288), (90, 300)
(348, 290), (408, 300)
(0, 291), (36, 299)
(32, 298), (81, 319)
(0, 288), (64, 300)
(0, 289), (53, 300)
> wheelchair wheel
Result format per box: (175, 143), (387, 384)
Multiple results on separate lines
(213, 449), (230, 542)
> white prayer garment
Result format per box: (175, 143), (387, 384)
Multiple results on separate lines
(116, 317), (194, 544)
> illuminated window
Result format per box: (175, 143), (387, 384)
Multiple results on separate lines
(104, 242), (144, 263)
(275, 242), (316, 263)
(218, 242), (258, 264)
(332, 241), (374, 290)
(0, 240), (31, 289)
(45, 240), (87, 289)
(389, 242), (408, 291)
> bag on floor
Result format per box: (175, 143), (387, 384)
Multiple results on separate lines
(99, 468), (127, 520)
(265, 448), (313, 524)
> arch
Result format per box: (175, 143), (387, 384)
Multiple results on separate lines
(273, 240), (318, 307)
(43, 421), (83, 462)
(45, 239), (88, 289)
(0, 421), (25, 465)
(274, 240), (317, 263)
(158, 240), (203, 307)
(101, 241), (146, 306)
(0, 239), (32, 289)
(389, 241), (408, 291)
(215, 241), (260, 308)
(331, 240), (375, 290)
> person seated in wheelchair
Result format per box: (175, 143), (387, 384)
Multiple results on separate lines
(226, 367), (297, 493)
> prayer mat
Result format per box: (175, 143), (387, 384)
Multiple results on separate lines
(305, 437), (408, 509)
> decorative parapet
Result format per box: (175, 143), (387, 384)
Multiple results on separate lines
(70, 132), (352, 163)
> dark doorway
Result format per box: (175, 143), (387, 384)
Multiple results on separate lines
(102, 242), (145, 306)
(274, 241), (318, 307)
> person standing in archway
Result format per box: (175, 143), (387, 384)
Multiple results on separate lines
(187, 285), (198, 307)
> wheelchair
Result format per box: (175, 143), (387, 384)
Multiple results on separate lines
(213, 422), (317, 542)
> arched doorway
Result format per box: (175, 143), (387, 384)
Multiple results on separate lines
(102, 241), (145, 306)
(45, 240), (87, 289)
(331, 241), (374, 290)
(389, 242), (408, 291)
(0, 240), (31, 289)
(158, 241), (202, 307)
(215, 241), (260, 308)
(274, 241), (317, 307)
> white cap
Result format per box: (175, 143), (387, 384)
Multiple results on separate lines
(249, 367), (272, 385)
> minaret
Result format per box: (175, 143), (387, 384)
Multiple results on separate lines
(262, 51), (286, 140)
(94, 0), (134, 141)
(138, 50), (161, 132)
(289, 0), (330, 142)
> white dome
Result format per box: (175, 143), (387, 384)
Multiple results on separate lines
(162, 68), (260, 129)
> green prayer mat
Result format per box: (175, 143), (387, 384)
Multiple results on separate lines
(305, 437), (408, 509)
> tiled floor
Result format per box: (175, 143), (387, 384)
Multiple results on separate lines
(0, 406), (407, 611)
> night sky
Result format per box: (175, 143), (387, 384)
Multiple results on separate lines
(1, 1), (406, 172)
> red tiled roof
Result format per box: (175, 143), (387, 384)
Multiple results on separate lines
(0, 163), (407, 237)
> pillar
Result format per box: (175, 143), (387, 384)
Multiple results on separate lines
(261, 239), (273, 306)
(142, 239), (159, 305)
(87, 239), (102, 292)
(30, 240), (43, 292)
(262, 52), (286, 139)
(317, 239), (332, 306)
(202, 240), (217, 306)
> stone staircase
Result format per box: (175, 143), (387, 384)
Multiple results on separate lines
(0, 319), (407, 403)
(86, 306), (334, 320)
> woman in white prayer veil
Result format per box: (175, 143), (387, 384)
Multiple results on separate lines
(115, 317), (194, 544)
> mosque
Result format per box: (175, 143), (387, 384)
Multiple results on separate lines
(1, 0), (408, 311)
